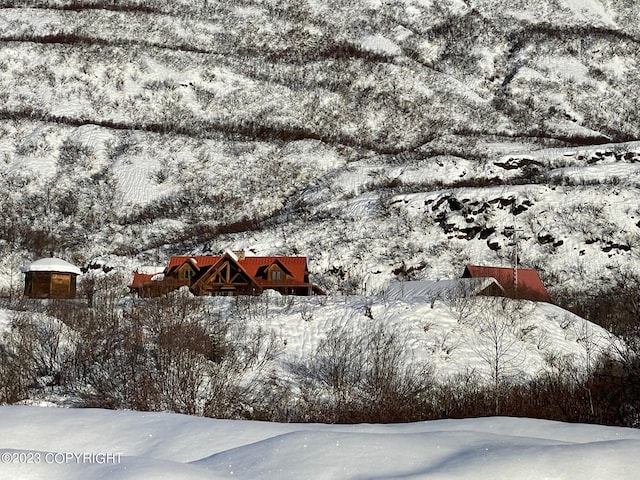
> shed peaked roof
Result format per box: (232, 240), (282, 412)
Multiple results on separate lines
(462, 264), (551, 302)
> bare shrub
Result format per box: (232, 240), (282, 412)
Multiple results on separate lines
(154, 321), (215, 415)
(203, 320), (283, 419)
(286, 324), (364, 422)
(432, 370), (491, 418)
(78, 290), (229, 414)
(467, 297), (527, 414)
(0, 318), (36, 404)
(360, 326), (434, 422)
(290, 322), (433, 423)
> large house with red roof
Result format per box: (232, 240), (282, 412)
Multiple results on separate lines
(130, 250), (324, 297)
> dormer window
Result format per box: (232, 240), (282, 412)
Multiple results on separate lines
(182, 268), (194, 281)
(271, 270), (282, 281)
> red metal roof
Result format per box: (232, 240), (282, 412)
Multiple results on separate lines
(167, 255), (309, 283)
(462, 264), (551, 302)
(240, 256), (308, 281)
(167, 256), (221, 271)
(130, 272), (157, 288)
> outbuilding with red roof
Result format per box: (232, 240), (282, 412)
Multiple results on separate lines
(462, 264), (551, 303)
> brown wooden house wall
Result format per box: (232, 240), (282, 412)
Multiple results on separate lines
(24, 272), (77, 299)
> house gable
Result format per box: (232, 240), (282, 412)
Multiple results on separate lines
(176, 263), (197, 283)
(255, 260), (293, 281)
(266, 263), (285, 281)
(190, 255), (261, 296)
(166, 256), (221, 274)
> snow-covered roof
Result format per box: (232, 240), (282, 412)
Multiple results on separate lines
(223, 249), (239, 261)
(385, 278), (503, 302)
(20, 258), (82, 276)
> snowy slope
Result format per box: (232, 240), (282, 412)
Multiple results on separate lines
(0, 289), (614, 407)
(1, 406), (639, 479)
(245, 292), (613, 382)
(0, 2), (638, 328)
(0, 0), (636, 409)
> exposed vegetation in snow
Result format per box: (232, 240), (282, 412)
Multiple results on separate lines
(0, 0), (640, 430)
(0, 0), (638, 305)
(0, 285), (635, 426)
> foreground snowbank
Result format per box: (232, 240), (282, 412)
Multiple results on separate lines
(0, 406), (639, 479)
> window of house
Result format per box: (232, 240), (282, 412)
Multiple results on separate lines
(183, 269), (194, 281)
(271, 270), (282, 281)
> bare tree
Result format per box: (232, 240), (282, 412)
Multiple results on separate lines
(203, 320), (282, 419)
(470, 297), (525, 414)
(573, 317), (606, 418)
(0, 321), (35, 403)
(361, 325), (434, 422)
(289, 320), (434, 423)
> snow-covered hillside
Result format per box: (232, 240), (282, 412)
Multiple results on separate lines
(0, 0), (639, 429)
(0, 289), (619, 421)
(1, 406), (639, 479)
(233, 292), (612, 383)
(0, 0), (639, 307)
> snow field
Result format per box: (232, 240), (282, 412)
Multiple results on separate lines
(1, 406), (639, 479)
(185, 292), (614, 386)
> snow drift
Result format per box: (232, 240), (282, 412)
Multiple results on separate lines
(0, 406), (639, 479)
